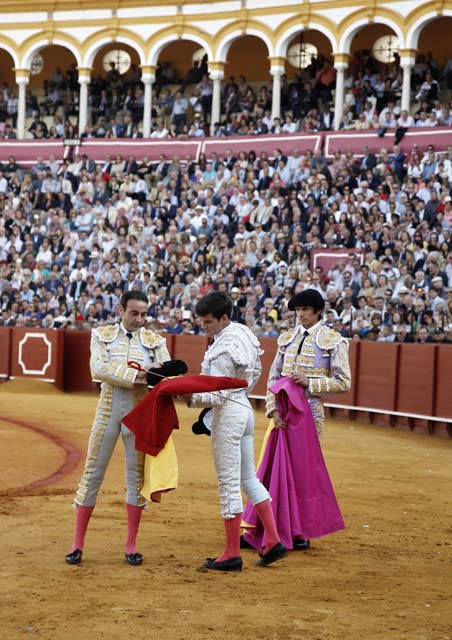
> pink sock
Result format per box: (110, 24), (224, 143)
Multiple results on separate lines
(216, 513), (242, 562)
(125, 503), (144, 555)
(71, 505), (94, 552)
(254, 499), (280, 553)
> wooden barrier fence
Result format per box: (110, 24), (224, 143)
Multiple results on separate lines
(0, 327), (450, 437)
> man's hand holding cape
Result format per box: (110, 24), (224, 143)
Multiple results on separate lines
(122, 372), (248, 501)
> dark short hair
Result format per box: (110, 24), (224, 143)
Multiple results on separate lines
(195, 292), (232, 320)
(120, 290), (148, 310)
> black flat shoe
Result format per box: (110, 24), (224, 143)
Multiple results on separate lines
(65, 549), (82, 565)
(293, 538), (311, 551)
(203, 556), (243, 572)
(125, 552), (143, 566)
(240, 535), (256, 550)
(256, 542), (288, 567)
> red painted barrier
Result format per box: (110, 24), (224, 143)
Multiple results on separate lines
(396, 344), (436, 417)
(0, 326), (11, 382)
(63, 330), (97, 393)
(0, 140), (64, 164)
(9, 328), (64, 387)
(202, 133), (323, 157)
(356, 342), (399, 412)
(2, 128), (452, 166)
(324, 126), (452, 159)
(434, 346), (452, 420)
(254, 337), (278, 398)
(81, 139), (203, 162)
(324, 339), (359, 407)
(168, 333), (208, 375)
(4, 328), (451, 435)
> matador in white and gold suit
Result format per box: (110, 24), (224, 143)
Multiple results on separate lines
(65, 291), (170, 567)
(75, 323), (170, 507)
(189, 321), (269, 519)
(263, 288), (351, 551)
(187, 292), (287, 572)
(266, 319), (351, 440)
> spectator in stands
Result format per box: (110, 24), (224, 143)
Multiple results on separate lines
(171, 92), (188, 132)
(415, 72), (439, 103)
(197, 74), (213, 116)
(416, 326), (435, 343)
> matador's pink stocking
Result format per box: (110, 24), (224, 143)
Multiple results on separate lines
(125, 503), (144, 555)
(216, 513), (242, 562)
(71, 505), (94, 552)
(254, 499), (280, 554)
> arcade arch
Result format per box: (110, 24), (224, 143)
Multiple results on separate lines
(0, 4), (450, 137)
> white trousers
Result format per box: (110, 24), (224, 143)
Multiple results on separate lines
(211, 396), (270, 519)
(75, 386), (146, 507)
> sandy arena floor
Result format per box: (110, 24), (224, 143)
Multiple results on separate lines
(0, 379), (451, 640)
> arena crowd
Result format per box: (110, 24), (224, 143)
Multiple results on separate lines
(1, 139), (452, 344)
(1, 49), (452, 343)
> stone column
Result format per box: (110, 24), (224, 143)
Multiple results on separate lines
(140, 65), (156, 138)
(333, 54), (349, 130)
(77, 68), (92, 135)
(15, 69), (30, 139)
(269, 57), (286, 121)
(400, 50), (416, 114)
(208, 62), (225, 135)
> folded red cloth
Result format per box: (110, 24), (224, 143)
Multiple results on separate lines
(122, 374), (248, 456)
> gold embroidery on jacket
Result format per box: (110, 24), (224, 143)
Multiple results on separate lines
(94, 325), (119, 343)
(316, 326), (344, 350)
(140, 328), (165, 349)
(277, 327), (297, 347)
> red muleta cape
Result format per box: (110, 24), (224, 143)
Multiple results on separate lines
(122, 374), (248, 456)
